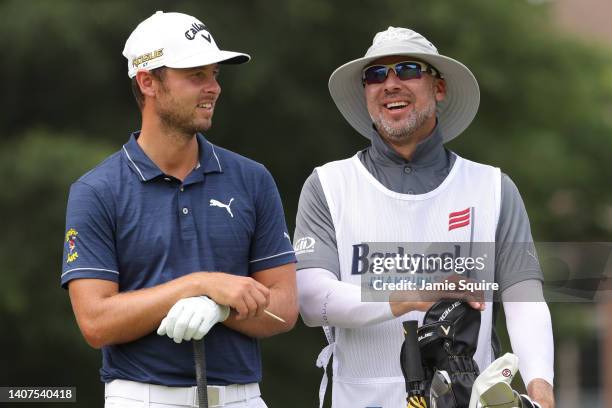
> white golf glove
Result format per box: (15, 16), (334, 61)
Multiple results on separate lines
(157, 296), (230, 343)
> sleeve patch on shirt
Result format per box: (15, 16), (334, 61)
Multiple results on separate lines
(65, 228), (79, 264)
(294, 236), (316, 255)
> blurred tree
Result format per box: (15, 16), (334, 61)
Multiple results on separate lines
(0, 0), (610, 406)
(0, 130), (113, 406)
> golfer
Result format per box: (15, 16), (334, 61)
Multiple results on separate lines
(61, 11), (297, 408)
(295, 27), (554, 407)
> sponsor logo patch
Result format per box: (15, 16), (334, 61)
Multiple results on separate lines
(132, 48), (164, 68)
(185, 22), (212, 42)
(209, 198), (234, 218)
(294, 237), (315, 255)
(449, 207), (472, 231)
(65, 228), (79, 264)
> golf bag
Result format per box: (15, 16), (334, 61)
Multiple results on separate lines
(401, 300), (482, 407)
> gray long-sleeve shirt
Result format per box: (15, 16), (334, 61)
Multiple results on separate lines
(294, 127), (542, 292)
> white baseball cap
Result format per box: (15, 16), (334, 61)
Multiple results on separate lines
(328, 27), (480, 143)
(123, 11), (250, 78)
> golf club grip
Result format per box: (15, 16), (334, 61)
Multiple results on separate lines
(403, 320), (425, 382)
(193, 339), (208, 408)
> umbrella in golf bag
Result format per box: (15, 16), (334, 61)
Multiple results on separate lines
(401, 320), (427, 408)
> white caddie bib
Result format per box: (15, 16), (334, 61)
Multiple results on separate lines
(315, 154), (501, 408)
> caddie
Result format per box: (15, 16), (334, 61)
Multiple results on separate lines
(295, 27), (555, 407)
(61, 11), (297, 408)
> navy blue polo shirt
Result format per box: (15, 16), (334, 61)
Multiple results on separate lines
(61, 132), (296, 386)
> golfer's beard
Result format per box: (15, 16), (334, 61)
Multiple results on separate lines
(156, 94), (209, 137)
(372, 98), (437, 144)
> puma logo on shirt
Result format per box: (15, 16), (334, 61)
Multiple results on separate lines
(210, 198), (234, 218)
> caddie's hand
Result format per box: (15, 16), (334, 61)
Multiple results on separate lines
(157, 296), (230, 343)
(388, 273), (486, 317)
(389, 289), (484, 317)
(197, 272), (270, 320)
(389, 300), (485, 317)
(527, 379), (555, 408)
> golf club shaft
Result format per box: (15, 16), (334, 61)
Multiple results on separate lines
(193, 339), (208, 408)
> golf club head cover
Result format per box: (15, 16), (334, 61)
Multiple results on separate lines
(417, 300), (482, 407)
(469, 353), (519, 408)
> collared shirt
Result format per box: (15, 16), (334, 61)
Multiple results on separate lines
(61, 132), (296, 386)
(360, 125), (453, 195)
(294, 127), (542, 292)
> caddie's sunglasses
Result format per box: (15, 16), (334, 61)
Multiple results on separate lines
(361, 61), (442, 86)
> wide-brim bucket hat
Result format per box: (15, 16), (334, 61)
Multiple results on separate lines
(328, 27), (479, 143)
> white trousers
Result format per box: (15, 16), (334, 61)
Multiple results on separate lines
(105, 379), (267, 408)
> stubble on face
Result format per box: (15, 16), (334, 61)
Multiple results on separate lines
(154, 80), (212, 141)
(370, 80), (438, 147)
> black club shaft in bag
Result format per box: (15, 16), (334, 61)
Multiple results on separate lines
(402, 320), (427, 408)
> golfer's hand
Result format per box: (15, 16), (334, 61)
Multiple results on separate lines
(157, 296), (229, 343)
(198, 272), (270, 320)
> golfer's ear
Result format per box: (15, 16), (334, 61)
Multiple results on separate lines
(136, 70), (157, 98)
(434, 78), (447, 102)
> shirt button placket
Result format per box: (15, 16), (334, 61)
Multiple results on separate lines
(176, 183), (195, 238)
(179, 184), (189, 215)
